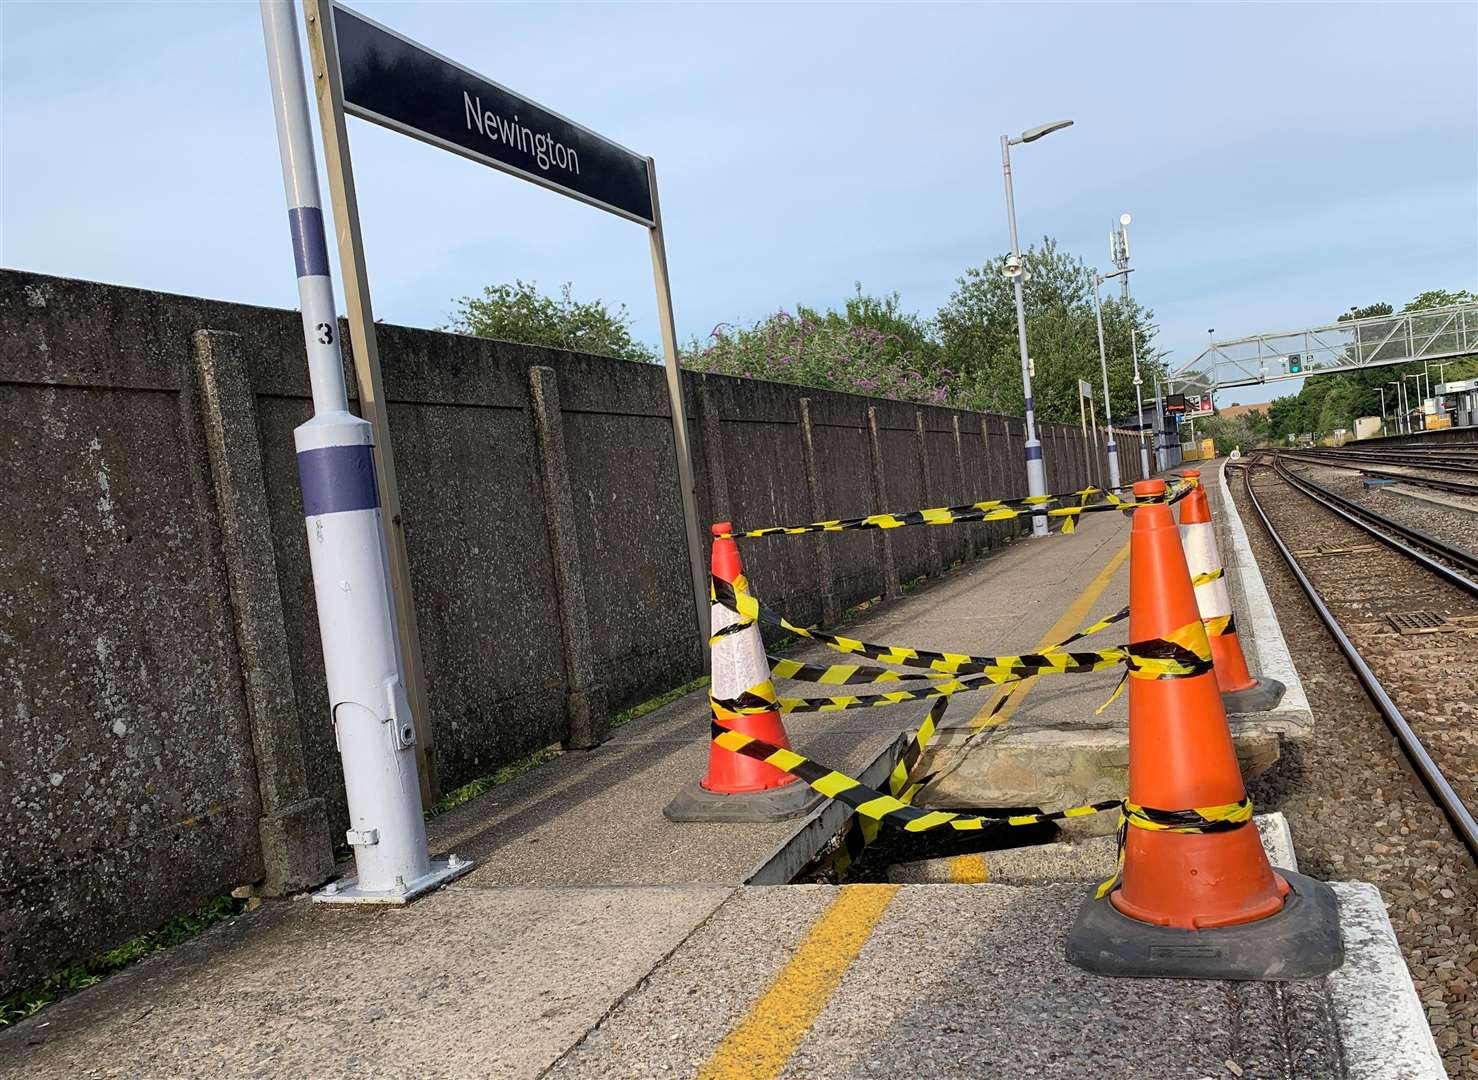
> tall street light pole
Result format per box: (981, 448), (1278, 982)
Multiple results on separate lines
(1109, 213), (1151, 476)
(1092, 266), (1129, 488)
(1378, 384), (1388, 436)
(1001, 118), (1073, 537)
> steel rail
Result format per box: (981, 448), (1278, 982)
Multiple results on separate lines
(1287, 447), (1478, 480)
(1271, 456), (1478, 583)
(1282, 453), (1478, 498)
(1241, 457), (1478, 861)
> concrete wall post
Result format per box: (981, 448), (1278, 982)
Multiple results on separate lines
(799, 398), (841, 626)
(192, 329), (334, 895)
(915, 410), (943, 577)
(698, 382), (731, 528)
(952, 415), (977, 564)
(529, 366), (608, 749)
(866, 406), (902, 600)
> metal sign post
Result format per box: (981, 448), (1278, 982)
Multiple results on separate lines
(1077, 379), (1100, 489)
(259, 0), (469, 904)
(306, 0), (708, 641)
(302, 0), (437, 809)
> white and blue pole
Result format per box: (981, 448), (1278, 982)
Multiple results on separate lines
(1089, 271), (1121, 490)
(259, 0), (468, 903)
(1000, 135), (1050, 537)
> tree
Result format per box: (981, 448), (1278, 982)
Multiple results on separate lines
(446, 280), (656, 362)
(935, 237), (1163, 421)
(683, 292), (957, 406)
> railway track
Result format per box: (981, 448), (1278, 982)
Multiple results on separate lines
(1285, 447), (1478, 498)
(1242, 453), (1478, 861)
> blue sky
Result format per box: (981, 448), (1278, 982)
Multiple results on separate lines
(3, 1), (1475, 404)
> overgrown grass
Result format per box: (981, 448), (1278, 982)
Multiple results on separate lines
(609, 675), (710, 729)
(424, 744), (566, 820)
(0, 894), (247, 1028)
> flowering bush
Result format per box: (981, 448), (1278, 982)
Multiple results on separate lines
(685, 309), (963, 407)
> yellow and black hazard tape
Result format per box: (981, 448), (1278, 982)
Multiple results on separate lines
(709, 720), (1249, 854)
(1095, 797), (1255, 897)
(714, 478), (1197, 542)
(829, 696), (949, 877)
(711, 720), (1120, 832)
(710, 578), (1212, 714)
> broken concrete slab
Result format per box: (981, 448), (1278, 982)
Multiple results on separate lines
(888, 811), (1297, 884)
(914, 721), (1282, 836)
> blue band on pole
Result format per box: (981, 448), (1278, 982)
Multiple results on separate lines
(297, 444), (379, 516)
(288, 207), (330, 279)
(1107, 441), (1118, 451)
(1024, 396), (1033, 412)
(1024, 444), (1044, 461)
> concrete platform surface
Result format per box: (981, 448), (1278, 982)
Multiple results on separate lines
(549, 882), (1426, 1080)
(3, 879), (1436, 1080)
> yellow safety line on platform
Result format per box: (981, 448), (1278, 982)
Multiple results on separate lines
(969, 537), (1132, 732)
(949, 854), (989, 883)
(696, 884), (899, 1080)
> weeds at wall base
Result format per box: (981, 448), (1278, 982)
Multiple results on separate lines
(0, 895), (248, 1028)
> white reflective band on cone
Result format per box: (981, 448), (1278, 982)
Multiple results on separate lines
(710, 599), (774, 701)
(1179, 520), (1232, 621)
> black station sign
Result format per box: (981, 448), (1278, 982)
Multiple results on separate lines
(331, 3), (656, 225)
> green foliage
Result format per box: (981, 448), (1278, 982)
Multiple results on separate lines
(684, 287), (959, 406)
(1, 895), (247, 1027)
(1196, 411), (1269, 454)
(935, 237), (1164, 421)
(447, 280), (657, 362)
(1404, 288), (1476, 311)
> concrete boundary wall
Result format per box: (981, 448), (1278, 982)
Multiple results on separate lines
(0, 269), (1156, 992)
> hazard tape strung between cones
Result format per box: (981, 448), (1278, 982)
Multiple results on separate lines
(829, 696), (949, 877)
(708, 719), (1250, 846)
(713, 478), (1197, 541)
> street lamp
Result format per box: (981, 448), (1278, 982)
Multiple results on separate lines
(1109, 213), (1152, 475)
(1378, 384), (1388, 436)
(1090, 265), (1131, 488)
(1389, 380), (1405, 435)
(1001, 118), (1073, 537)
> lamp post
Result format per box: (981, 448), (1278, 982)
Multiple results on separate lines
(1091, 266), (1131, 488)
(1109, 213), (1151, 477)
(1001, 118), (1073, 536)
(1378, 384), (1388, 436)
(1405, 373), (1423, 432)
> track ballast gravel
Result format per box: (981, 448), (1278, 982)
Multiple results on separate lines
(1234, 459), (1478, 1075)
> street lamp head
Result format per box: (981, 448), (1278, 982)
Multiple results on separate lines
(1119, 212), (1132, 226)
(1019, 119), (1074, 143)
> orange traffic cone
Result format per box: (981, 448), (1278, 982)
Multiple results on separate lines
(1066, 478), (1342, 979)
(663, 524), (824, 823)
(1177, 469), (1285, 713)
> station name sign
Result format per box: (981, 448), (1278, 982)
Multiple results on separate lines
(330, 3), (656, 225)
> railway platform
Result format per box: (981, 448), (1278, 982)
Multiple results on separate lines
(0, 462), (1442, 1080)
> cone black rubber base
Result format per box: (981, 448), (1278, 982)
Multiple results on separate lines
(1221, 676), (1286, 714)
(1065, 869), (1344, 981)
(663, 779), (826, 823)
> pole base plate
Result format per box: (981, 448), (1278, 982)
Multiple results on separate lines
(664, 778), (825, 823)
(311, 855), (475, 905)
(1065, 868), (1344, 981)
(1221, 677), (1286, 714)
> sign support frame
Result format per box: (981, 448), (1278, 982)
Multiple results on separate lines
(303, 0), (437, 803)
(645, 156), (710, 644)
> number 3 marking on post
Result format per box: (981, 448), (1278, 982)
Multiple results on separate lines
(316, 322), (334, 344)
